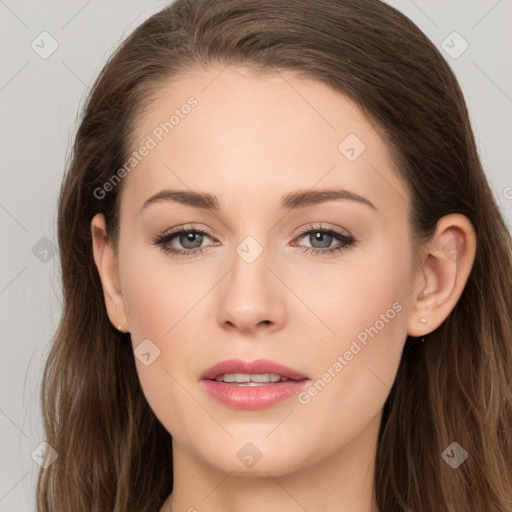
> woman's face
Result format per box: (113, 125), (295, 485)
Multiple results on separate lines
(106, 67), (422, 476)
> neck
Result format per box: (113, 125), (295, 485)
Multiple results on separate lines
(162, 412), (381, 512)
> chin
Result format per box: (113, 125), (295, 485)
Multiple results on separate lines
(187, 437), (314, 477)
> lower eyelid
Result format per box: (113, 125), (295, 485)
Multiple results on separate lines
(155, 226), (356, 255)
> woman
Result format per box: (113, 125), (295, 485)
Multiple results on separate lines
(37, 0), (512, 511)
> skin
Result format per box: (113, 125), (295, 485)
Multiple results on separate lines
(91, 66), (476, 512)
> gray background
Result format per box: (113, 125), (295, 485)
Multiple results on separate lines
(0, 1), (511, 510)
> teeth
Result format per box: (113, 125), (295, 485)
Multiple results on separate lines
(214, 373), (290, 384)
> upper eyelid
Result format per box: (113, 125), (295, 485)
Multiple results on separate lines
(158, 223), (352, 236)
(296, 223), (353, 237)
(157, 224), (355, 244)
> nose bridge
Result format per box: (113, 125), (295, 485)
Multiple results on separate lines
(231, 232), (274, 304)
(216, 231), (285, 332)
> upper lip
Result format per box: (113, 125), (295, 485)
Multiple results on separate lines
(200, 358), (309, 381)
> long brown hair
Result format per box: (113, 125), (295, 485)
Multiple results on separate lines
(37, 1), (512, 510)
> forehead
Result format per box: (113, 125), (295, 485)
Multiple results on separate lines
(121, 66), (408, 218)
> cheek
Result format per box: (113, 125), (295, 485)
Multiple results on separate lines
(118, 247), (215, 433)
(119, 271), (195, 443)
(298, 243), (413, 429)
(329, 261), (409, 364)
(294, 245), (410, 338)
(120, 245), (206, 338)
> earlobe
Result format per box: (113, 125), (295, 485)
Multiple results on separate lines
(90, 213), (130, 333)
(406, 214), (476, 338)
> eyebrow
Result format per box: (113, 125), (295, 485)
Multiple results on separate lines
(139, 188), (377, 213)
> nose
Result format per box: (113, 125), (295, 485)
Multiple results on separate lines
(217, 248), (286, 335)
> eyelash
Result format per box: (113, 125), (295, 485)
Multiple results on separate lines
(151, 223), (357, 258)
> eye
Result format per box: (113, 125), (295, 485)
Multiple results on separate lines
(292, 224), (356, 256)
(151, 225), (215, 257)
(152, 223), (357, 257)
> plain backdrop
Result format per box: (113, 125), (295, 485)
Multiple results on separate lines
(1, 1), (511, 510)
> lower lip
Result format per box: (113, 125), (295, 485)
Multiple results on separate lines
(201, 379), (310, 409)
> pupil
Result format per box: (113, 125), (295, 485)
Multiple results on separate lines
(181, 232), (202, 249)
(311, 232), (332, 249)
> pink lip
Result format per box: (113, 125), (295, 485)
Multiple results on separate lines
(200, 358), (310, 410)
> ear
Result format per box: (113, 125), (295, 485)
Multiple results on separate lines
(406, 213), (476, 337)
(91, 213), (129, 333)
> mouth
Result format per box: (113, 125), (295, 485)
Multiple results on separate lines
(200, 357), (308, 381)
(212, 373), (296, 385)
(199, 358), (310, 409)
